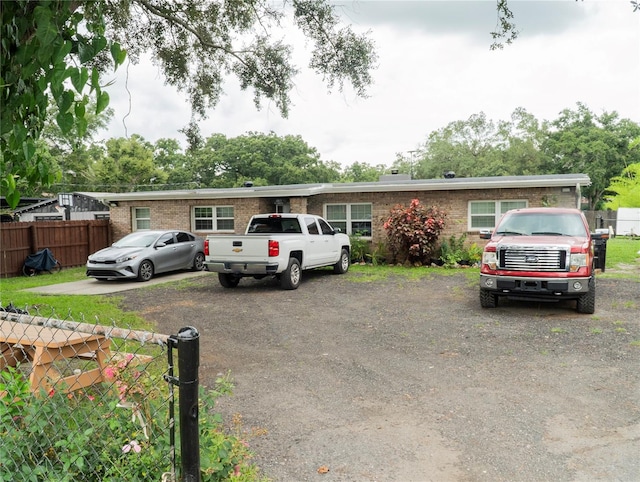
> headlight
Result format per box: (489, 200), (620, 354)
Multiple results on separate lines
(482, 252), (497, 270)
(569, 253), (587, 272)
(116, 255), (137, 263)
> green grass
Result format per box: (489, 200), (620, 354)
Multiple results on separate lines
(348, 263), (479, 282)
(604, 237), (640, 266)
(0, 267), (148, 329)
(599, 237), (640, 280)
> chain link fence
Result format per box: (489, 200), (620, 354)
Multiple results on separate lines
(0, 311), (184, 481)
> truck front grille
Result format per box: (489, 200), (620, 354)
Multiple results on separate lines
(498, 246), (567, 271)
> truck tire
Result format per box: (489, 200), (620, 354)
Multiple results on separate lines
(218, 273), (240, 288)
(480, 289), (498, 308)
(576, 283), (596, 314)
(333, 249), (350, 274)
(281, 258), (301, 290)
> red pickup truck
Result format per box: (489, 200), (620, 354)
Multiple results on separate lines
(479, 207), (596, 313)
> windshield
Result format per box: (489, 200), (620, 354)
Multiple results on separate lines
(496, 213), (588, 237)
(113, 232), (159, 248)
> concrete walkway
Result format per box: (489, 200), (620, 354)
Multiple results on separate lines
(24, 271), (210, 295)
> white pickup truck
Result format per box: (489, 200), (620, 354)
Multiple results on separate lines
(204, 213), (351, 290)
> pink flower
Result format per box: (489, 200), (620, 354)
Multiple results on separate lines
(122, 440), (141, 454)
(104, 366), (116, 379)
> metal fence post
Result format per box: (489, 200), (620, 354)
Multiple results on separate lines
(177, 326), (200, 481)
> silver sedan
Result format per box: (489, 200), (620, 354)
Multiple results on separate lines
(86, 230), (205, 281)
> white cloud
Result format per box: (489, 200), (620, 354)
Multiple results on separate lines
(100, 1), (640, 167)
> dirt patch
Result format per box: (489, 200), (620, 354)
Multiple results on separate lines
(118, 270), (640, 481)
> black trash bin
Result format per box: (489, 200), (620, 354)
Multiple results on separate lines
(592, 232), (608, 272)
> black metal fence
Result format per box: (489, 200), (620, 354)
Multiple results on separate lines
(0, 312), (200, 481)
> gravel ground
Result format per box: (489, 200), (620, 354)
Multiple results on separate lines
(119, 268), (640, 482)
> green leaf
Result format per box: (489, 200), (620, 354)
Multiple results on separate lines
(77, 37), (92, 63)
(36, 41), (54, 66)
(74, 100), (86, 119)
(90, 67), (100, 91)
(56, 111), (74, 134)
(12, 123), (27, 145)
(96, 91), (110, 114)
(34, 6), (57, 46)
(52, 39), (73, 65)
(22, 139), (36, 162)
(92, 36), (107, 56)
(76, 116), (88, 137)
(110, 42), (127, 67)
(70, 67), (89, 93)
(57, 90), (74, 114)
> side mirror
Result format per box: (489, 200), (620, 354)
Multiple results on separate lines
(155, 242), (166, 248)
(479, 230), (492, 240)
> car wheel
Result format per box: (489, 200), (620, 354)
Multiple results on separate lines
(192, 252), (205, 271)
(137, 260), (154, 282)
(333, 249), (350, 274)
(480, 289), (498, 308)
(281, 258), (301, 290)
(218, 273), (240, 288)
(576, 282), (596, 314)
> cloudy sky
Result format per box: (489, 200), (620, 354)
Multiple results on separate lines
(100, 1), (640, 168)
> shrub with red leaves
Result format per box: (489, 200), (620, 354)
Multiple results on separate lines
(383, 199), (447, 265)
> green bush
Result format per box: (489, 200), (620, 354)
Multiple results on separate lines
(349, 233), (370, 263)
(0, 365), (265, 481)
(438, 234), (482, 268)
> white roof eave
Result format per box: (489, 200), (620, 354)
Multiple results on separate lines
(85, 174), (591, 202)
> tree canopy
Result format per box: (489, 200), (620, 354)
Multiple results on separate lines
(604, 138), (640, 209)
(1, 0), (377, 208)
(407, 105), (640, 209)
(1, 1), (125, 207)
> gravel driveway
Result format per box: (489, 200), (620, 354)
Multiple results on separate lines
(119, 268), (640, 482)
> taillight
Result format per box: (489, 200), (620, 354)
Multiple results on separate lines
(268, 239), (279, 257)
(204, 239), (209, 256)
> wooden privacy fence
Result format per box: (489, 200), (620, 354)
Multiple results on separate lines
(0, 220), (111, 278)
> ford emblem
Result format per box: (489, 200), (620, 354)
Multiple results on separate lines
(525, 255), (538, 263)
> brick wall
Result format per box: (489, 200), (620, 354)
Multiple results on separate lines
(307, 186), (576, 243)
(108, 185), (577, 244)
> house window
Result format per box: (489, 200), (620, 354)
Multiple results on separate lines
(469, 200), (528, 230)
(325, 203), (372, 236)
(193, 206), (234, 231)
(133, 207), (151, 230)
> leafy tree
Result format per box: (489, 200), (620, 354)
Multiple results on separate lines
(193, 132), (342, 187)
(604, 163), (640, 209)
(413, 112), (507, 179)
(604, 138), (640, 209)
(1, 1), (126, 208)
(2, 0), (377, 207)
(40, 99), (114, 193)
(341, 162), (388, 182)
(541, 103), (640, 209)
(95, 135), (167, 192)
